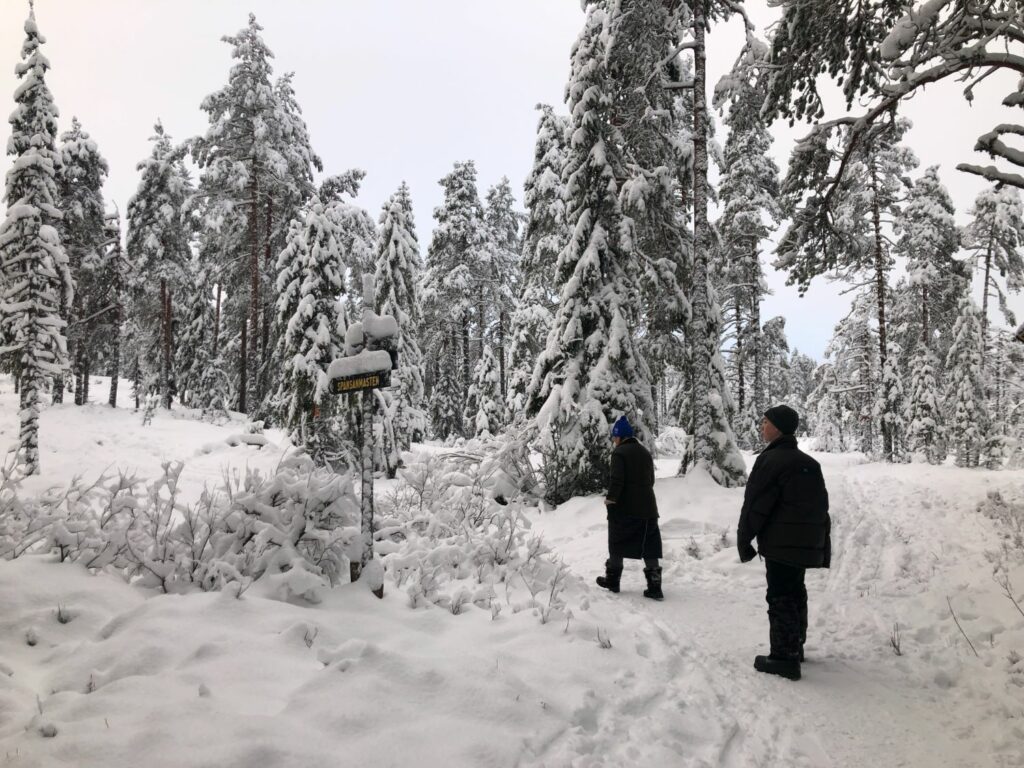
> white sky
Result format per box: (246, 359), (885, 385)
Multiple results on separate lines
(1, 1), (1022, 358)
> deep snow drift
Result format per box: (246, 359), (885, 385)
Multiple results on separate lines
(0, 377), (1022, 767)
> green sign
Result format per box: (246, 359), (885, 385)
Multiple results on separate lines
(331, 369), (391, 394)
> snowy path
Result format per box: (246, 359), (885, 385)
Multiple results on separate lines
(528, 459), (1024, 768)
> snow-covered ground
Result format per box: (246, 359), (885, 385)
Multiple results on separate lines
(1, 377), (1022, 767)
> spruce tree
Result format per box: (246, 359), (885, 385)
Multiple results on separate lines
(103, 211), (126, 408)
(482, 178), (520, 399)
(126, 122), (192, 409)
(422, 161), (487, 437)
(466, 344), (504, 439)
(945, 296), (987, 468)
(526, 4), (656, 501)
(0, 6), (71, 474)
(905, 345), (944, 464)
(174, 258), (217, 410)
(507, 106), (567, 418)
(57, 117), (109, 405)
(374, 182), (426, 449)
(605, 0), (692, 437)
(273, 198), (347, 462)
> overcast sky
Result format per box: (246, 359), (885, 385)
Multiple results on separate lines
(1, 1), (1021, 358)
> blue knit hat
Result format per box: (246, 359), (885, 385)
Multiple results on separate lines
(611, 415), (634, 438)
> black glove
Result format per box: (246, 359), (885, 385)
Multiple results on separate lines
(738, 541), (757, 563)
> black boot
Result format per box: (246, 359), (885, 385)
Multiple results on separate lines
(754, 596), (801, 681)
(643, 566), (663, 600)
(596, 560), (622, 593)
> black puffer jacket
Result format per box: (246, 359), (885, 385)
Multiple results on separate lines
(607, 438), (658, 519)
(737, 435), (831, 568)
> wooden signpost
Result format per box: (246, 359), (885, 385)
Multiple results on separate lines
(327, 276), (398, 599)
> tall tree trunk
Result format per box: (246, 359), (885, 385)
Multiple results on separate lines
(981, 227), (994, 361)
(160, 279), (172, 409)
(462, 312), (471, 417)
(497, 309), (507, 400)
(239, 320), (248, 414)
(109, 330), (120, 408)
(734, 301), (744, 416)
(920, 285), (929, 346)
(870, 163), (892, 460)
(261, 198), (273, 404)
(213, 283), (222, 356)
(83, 356), (91, 404)
(248, 169), (261, 413)
(685, 0), (713, 474)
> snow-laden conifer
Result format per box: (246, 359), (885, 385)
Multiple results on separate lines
(193, 14), (321, 414)
(374, 182), (425, 449)
(904, 345), (944, 464)
(526, 5), (656, 501)
(56, 117), (109, 405)
(0, 7), (71, 474)
(963, 186), (1024, 348)
(713, 37), (781, 449)
(777, 117), (916, 460)
(507, 106), (566, 418)
(126, 122), (192, 409)
(466, 344), (504, 438)
(482, 178), (520, 400)
(423, 161), (487, 436)
(944, 297), (987, 468)
(273, 198), (347, 462)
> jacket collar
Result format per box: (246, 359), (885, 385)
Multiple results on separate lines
(765, 434), (798, 451)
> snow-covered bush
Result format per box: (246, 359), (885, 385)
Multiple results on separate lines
(0, 453), (360, 601)
(377, 445), (569, 623)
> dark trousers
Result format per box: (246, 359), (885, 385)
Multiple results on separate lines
(608, 555), (659, 569)
(766, 559), (806, 601)
(765, 559), (808, 659)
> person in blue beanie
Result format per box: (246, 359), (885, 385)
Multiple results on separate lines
(596, 415), (664, 600)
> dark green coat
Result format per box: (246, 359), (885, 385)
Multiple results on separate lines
(737, 435), (831, 568)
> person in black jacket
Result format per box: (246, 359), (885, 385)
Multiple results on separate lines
(737, 405), (830, 681)
(596, 415), (664, 600)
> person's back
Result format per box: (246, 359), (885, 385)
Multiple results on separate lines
(597, 416), (664, 600)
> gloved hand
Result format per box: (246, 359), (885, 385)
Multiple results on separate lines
(738, 541), (757, 563)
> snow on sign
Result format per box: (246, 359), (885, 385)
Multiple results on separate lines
(327, 350), (393, 394)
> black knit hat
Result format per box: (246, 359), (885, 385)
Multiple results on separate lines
(764, 405), (799, 436)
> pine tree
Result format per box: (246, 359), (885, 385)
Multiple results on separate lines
(193, 14), (321, 415)
(963, 186), (1024, 348)
(821, 294), (879, 454)
(896, 167), (961, 352)
(374, 182), (425, 450)
(507, 105), (567, 418)
(526, 4), (656, 501)
(777, 116), (917, 460)
(945, 296), (987, 468)
(422, 161), (487, 437)
(126, 122), (192, 409)
(273, 198), (347, 462)
(466, 344), (503, 438)
(57, 117), (110, 405)
(713, 36), (782, 449)
(0, 6), (71, 475)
